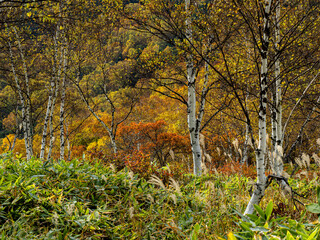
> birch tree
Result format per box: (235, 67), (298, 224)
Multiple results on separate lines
(121, 0), (233, 176)
(59, 41), (68, 160)
(39, 1), (67, 160)
(39, 30), (61, 160)
(185, 0), (202, 176)
(234, 0), (320, 214)
(7, 27), (34, 160)
(243, 0), (272, 215)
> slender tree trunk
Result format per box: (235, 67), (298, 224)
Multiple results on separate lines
(8, 40), (32, 159)
(11, 108), (19, 151)
(275, 0), (282, 150)
(13, 27), (33, 158)
(284, 95), (320, 163)
(47, 78), (59, 160)
(241, 88), (250, 165)
(241, 114), (250, 165)
(272, 0), (284, 176)
(47, 25), (64, 160)
(65, 122), (71, 161)
(241, 36), (252, 165)
(40, 72), (55, 159)
(47, 32), (62, 160)
(185, 0), (202, 176)
(244, 0), (272, 215)
(75, 80), (118, 154)
(59, 42), (67, 160)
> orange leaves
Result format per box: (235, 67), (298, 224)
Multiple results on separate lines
(117, 120), (190, 166)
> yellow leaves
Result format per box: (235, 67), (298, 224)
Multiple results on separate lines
(87, 136), (109, 153)
(2, 112), (16, 131)
(227, 232), (237, 240)
(0, 135), (26, 156)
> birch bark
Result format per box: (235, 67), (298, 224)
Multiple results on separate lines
(10, 106), (19, 151)
(185, 0), (202, 176)
(244, 0), (272, 215)
(47, 31), (62, 160)
(15, 29), (33, 158)
(40, 67), (55, 159)
(8, 42), (30, 158)
(59, 43), (67, 160)
(271, 0), (284, 177)
(9, 28), (33, 159)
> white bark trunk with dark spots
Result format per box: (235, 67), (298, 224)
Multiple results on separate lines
(185, 0), (202, 176)
(244, 0), (272, 215)
(9, 42), (30, 158)
(40, 76), (55, 159)
(59, 43), (67, 160)
(272, 0), (284, 176)
(10, 28), (33, 159)
(47, 30), (62, 160)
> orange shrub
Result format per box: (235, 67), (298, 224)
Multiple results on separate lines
(117, 120), (190, 167)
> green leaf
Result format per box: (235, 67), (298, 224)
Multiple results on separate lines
(265, 201), (273, 221)
(246, 213), (259, 222)
(306, 204), (320, 214)
(306, 227), (319, 240)
(190, 223), (201, 240)
(286, 231), (296, 240)
(240, 222), (251, 231)
(254, 204), (266, 220)
(249, 226), (269, 232)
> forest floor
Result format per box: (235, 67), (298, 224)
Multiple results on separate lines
(0, 152), (319, 239)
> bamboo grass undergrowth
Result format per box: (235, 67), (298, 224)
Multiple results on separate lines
(0, 152), (318, 239)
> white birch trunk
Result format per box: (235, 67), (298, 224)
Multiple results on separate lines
(244, 0), (272, 215)
(272, 0), (284, 176)
(8, 40), (32, 159)
(47, 32), (62, 160)
(40, 74), (55, 159)
(13, 27), (33, 158)
(275, 0), (282, 150)
(47, 85), (58, 160)
(59, 45), (67, 160)
(11, 106), (20, 151)
(185, 0), (202, 176)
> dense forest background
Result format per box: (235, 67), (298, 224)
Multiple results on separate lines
(0, 0), (320, 179)
(1, 0), (320, 239)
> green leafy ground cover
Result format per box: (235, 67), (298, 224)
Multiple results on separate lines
(0, 153), (319, 239)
